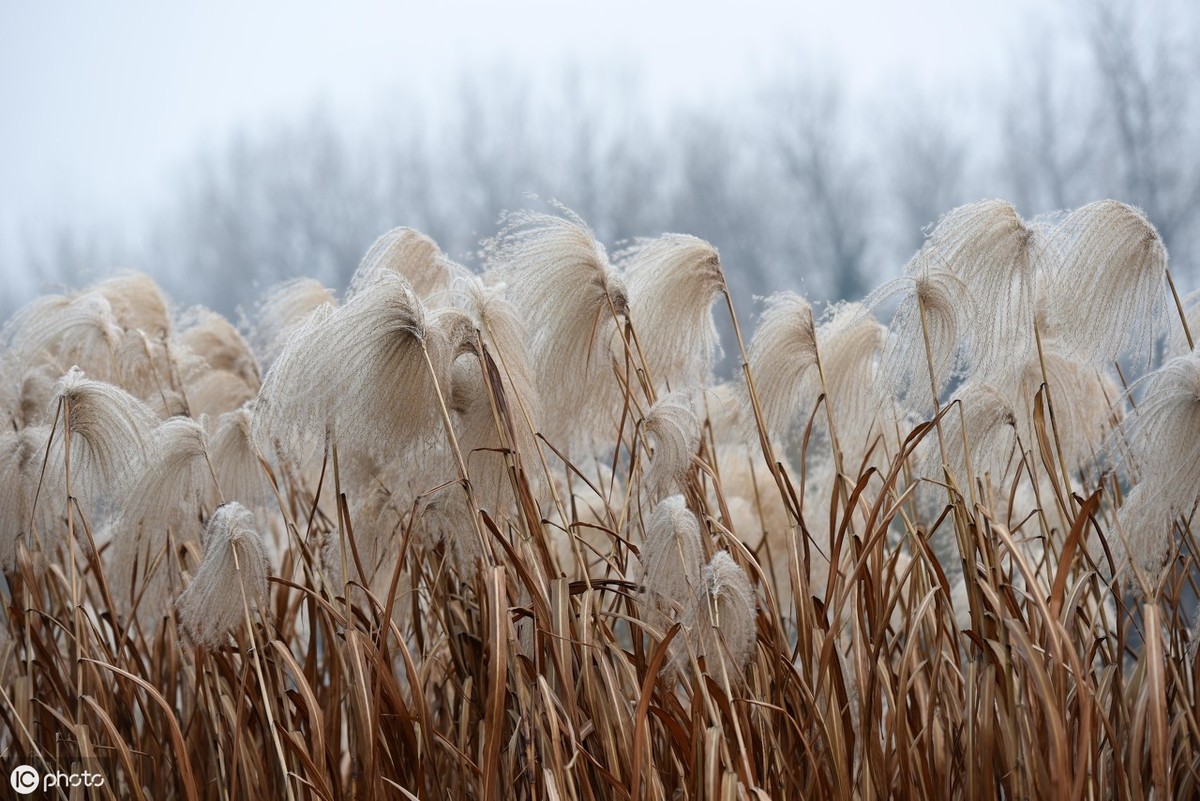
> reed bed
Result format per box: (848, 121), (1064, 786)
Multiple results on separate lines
(1, 200), (1198, 799)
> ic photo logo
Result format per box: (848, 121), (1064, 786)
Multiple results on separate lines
(9, 763), (106, 795)
(9, 765), (39, 795)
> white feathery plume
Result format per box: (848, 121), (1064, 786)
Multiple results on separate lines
(925, 381), (1018, 494)
(745, 292), (819, 443)
(178, 307), (260, 389)
(251, 278), (338, 370)
(209, 406), (271, 509)
(917, 200), (1037, 374)
(455, 271), (543, 440)
(640, 392), (700, 505)
(16, 364), (59, 428)
(1097, 353), (1200, 585)
(255, 273), (465, 464)
(185, 368), (257, 418)
(176, 502), (269, 648)
(0, 426), (51, 569)
(2, 292), (123, 382)
(868, 265), (974, 416)
(1010, 342), (1123, 475)
(93, 272), (171, 338)
(619, 234), (725, 391)
(486, 208), (627, 452)
(348, 227), (454, 301)
(814, 302), (891, 470)
(110, 416), (218, 619)
(636, 495), (705, 634)
(251, 301), (334, 461)
(1040, 200), (1168, 365)
(1105, 483), (1180, 587)
(48, 367), (157, 514)
(685, 550), (757, 679)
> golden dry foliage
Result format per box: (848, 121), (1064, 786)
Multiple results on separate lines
(3, 203), (1200, 801)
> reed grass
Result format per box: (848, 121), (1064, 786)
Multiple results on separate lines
(1, 199), (1198, 799)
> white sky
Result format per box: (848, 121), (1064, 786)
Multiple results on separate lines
(0, 0), (1040, 299)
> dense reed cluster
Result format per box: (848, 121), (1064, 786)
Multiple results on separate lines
(2, 199), (1199, 799)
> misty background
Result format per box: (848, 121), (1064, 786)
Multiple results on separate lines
(3, 0), (1199, 343)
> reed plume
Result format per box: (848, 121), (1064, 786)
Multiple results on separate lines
(349, 227), (454, 301)
(179, 306), (260, 388)
(746, 292), (819, 442)
(917, 200), (1036, 375)
(93, 271), (171, 338)
(869, 265), (974, 415)
(1100, 353), (1200, 583)
(637, 495), (705, 636)
(48, 366), (157, 510)
(176, 502), (269, 648)
(251, 277), (338, 370)
(209, 406), (271, 510)
(640, 392), (700, 505)
(486, 208), (627, 451)
(1041, 200), (1168, 365)
(0, 425), (51, 568)
(2, 291), (124, 383)
(687, 550), (757, 679)
(620, 234), (725, 391)
(256, 271), (465, 464)
(110, 416), (218, 620)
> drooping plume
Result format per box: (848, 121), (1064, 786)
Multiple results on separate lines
(178, 307), (260, 389)
(1085, 355), (1200, 583)
(620, 234), (725, 392)
(209, 406), (271, 510)
(2, 292), (124, 383)
(110, 417), (219, 620)
(0, 426), (51, 569)
(48, 367), (157, 514)
(814, 302), (891, 469)
(93, 272), (171, 338)
(869, 265), (974, 416)
(486, 208), (627, 451)
(916, 200), (1037, 376)
(640, 392), (700, 505)
(251, 278), (337, 371)
(637, 495), (705, 634)
(1041, 200), (1168, 365)
(255, 272), (468, 464)
(745, 292), (819, 443)
(176, 502), (269, 648)
(348, 227), (454, 301)
(686, 550), (757, 679)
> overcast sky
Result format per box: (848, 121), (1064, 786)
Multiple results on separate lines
(0, 0), (1043, 299)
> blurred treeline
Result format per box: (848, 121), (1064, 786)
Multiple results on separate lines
(12, 1), (1200, 339)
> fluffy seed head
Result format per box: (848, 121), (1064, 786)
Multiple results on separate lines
(251, 278), (338, 370)
(917, 200), (1037, 374)
(178, 307), (260, 389)
(209, 406), (271, 509)
(641, 393), (700, 505)
(1041, 200), (1168, 365)
(50, 367), (157, 511)
(176, 502), (269, 648)
(486, 208), (627, 451)
(637, 495), (705, 633)
(746, 292), (818, 442)
(93, 272), (171, 338)
(869, 266), (974, 416)
(110, 417), (218, 618)
(620, 234), (725, 391)
(688, 550), (757, 678)
(349, 227), (454, 301)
